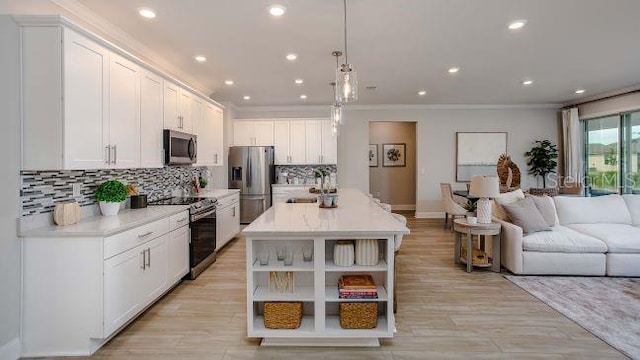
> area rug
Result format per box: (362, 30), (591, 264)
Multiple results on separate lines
(505, 276), (640, 359)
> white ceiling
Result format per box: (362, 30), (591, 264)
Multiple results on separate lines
(75, 0), (640, 106)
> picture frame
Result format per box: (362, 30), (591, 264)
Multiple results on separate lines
(456, 132), (507, 182)
(382, 143), (406, 167)
(369, 144), (378, 167)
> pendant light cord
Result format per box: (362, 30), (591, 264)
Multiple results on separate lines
(343, 0), (348, 64)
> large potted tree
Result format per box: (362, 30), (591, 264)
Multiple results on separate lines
(525, 140), (559, 196)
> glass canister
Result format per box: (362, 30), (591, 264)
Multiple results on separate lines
(333, 240), (355, 267)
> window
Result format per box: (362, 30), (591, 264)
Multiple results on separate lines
(585, 111), (640, 195)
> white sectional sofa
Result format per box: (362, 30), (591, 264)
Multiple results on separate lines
(496, 194), (640, 276)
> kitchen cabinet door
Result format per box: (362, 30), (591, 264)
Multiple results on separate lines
(274, 120), (290, 164)
(109, 53), (140, 169)
(305, 120), (322, 165)
(104, 244), (144, 336)
(321, 119), (337, 164)
(178, 89), (192, 133)
(289, 121), (307, 164)
(216, 201), (240, 250)
(233, 121), (254, 146)
(253, 121), (274, 146)
(163, 81), (180, 131)
(140, 234), (169, 307)
(211, 106), (224, 166)
(63, 29), (109, 169)
(168, 225), (189, 284)
(140, 70), (164, 168)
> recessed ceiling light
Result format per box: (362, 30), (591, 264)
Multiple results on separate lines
(243, 95), (251, 100)
(224, 80), (234, 85)
(269, 4), (286, 17)
(295, 79), (304, 85)
(300, 94), (307, 100)
(138, 7), (156, 19)
(194, 55), (207, 62)
(574, 89), (586, 94)
(286, 53), (298, 61)
(448, 67), (460, 74)
(522, 80), (533, 86)
(508, 19), (527, 30)
(418, 90), (427, 96)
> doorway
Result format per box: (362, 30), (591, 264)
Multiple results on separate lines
(369, 121), (417, 211)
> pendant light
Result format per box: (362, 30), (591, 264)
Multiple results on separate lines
(331, 51), (344, 129)
(335, 0), (358, 103)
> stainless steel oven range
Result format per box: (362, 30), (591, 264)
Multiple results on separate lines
(149, 196), (217, 279)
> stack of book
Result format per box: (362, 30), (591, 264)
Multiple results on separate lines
(338, 274), (378, 299)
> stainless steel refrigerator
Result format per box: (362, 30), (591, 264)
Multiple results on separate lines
(228, 146), (275, 224)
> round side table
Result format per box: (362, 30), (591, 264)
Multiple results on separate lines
(453, 218), (501, 273)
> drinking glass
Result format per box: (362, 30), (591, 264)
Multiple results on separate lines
(284, 248), (294, 266)
(276, 246), (286, 261)
(302, 245), (313, 262)
(258, 251), (270, 266)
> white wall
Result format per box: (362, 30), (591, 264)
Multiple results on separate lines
(236, 105), (559, 216)
(0, 16), (22, 360)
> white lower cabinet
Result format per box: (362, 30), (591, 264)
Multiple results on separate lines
(22, 211), (189, 357)
(216, 193), (240, 250)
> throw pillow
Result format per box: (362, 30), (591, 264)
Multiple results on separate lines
(526, 194), (557, 227)
(502, 197), (552, 235)
(492, 189), (526, 221)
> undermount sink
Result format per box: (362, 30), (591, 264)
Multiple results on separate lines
(286, 197), (318, 203)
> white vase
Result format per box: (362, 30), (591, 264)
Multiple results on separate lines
(334, 241), (354, 267)
(355, 239), (379, 266)
(99, 201), (122, 216)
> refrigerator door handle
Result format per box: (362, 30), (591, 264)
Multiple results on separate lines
(246, 150), (252, 188)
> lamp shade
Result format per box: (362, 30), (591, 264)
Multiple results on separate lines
(469, 176), (500, 198)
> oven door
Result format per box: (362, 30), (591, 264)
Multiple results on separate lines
(189, 208), (216, 279)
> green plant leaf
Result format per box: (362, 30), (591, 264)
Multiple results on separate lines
(95, 180), (128, 203)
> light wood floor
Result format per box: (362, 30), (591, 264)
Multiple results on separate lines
(85, 217), (626, 360)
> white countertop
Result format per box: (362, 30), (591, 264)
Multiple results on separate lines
(243, 189), (410, 237)
(272, 184), (311, 188)
(20, 205), (190, 238)
(195, 188), (240, 199)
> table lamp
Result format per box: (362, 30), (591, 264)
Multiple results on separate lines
(469, 175), (500, 224)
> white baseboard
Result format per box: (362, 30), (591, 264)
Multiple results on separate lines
(391, 204), (415, 211)
(0, 337), (20, 360)
(415, 211), (445, 218)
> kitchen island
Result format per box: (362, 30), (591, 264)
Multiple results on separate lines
(243, 188), (409, 346)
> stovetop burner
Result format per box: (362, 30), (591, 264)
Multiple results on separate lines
(149, 196), (217, 211)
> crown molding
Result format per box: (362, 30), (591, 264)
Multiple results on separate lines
(234, 103), (561, 113)
(44, 0), (214, 98)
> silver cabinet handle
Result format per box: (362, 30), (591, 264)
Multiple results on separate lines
(141, 249), (146, 270)
(146, 248), (151, 268)
(112, 145), (117, 164)
(138, 231), (154, 239)
(105, 146), (110, 164)
(232, 207), (236, 217)
(214, 153), (218, 164)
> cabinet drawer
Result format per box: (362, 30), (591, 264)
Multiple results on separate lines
(170, 210), (189, 231)
(217, 193), (239, 209)
(105, 217), (170, 259)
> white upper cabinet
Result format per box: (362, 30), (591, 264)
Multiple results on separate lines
(140, 70), (164, 168)
(233, 121), (274, 146)
(196, 102), (224, 167)
(18, 18), (224, 170)
(305, 119), (337, 165)
(108, 53), (140, 169)
(274, 120), (306, 165)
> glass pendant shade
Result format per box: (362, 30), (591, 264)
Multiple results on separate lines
(336, 64), (358, 103)
(331, 122), (339, 136)
(331, 103), (343, 125)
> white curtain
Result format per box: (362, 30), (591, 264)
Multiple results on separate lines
(562, 107), (582, 182)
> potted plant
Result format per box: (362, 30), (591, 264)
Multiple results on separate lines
(462, 199), (477, 217)
(198, 176), (208, 189)
(95, 180), (128, 216)
(525, 140), (559, 196)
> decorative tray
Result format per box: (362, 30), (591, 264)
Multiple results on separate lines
(319, 203), (338, 209)
(309, 187), (337, 194)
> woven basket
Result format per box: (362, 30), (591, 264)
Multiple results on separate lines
(339, 302), (378, 329)
(528, 187), (559, 197)
(264, 302), (302, 329)
(460, 246), (489, 265)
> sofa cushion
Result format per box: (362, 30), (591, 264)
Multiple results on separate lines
(523, 226), (608, 253)
(493, 189), (525, 221)
(621, 194), (640, 226)
(566, 224), (640, 253)
(526, 194), (558, 227)
(502, 197), (551, 235)
(554, 195), (632, 225)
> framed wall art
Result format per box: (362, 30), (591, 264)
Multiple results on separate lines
(456, 132), (507, 182)
(382, 143), (406, 167)
(369, 144), (378, 167)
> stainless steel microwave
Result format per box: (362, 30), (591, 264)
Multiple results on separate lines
(164, 130), (197, 165)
